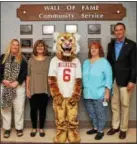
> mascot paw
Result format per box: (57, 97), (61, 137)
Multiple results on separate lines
(54, 129), (67, 143)
(54, 94), (63, 105)
(68, 129), (81, 143)
(69, 94), (80, 105)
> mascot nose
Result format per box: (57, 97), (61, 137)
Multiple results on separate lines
(65, 42), (70, 47)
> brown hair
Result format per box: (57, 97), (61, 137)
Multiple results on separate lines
(33, 40), (48, 56)
(88, 41), (104, 58)
(114, 22), (126, 30)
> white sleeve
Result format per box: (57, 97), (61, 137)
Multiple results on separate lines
(48, 57), (57, 76)
(76, 58), (82, 78)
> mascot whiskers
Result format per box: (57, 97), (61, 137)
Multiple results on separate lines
(48, 32), (82, 143)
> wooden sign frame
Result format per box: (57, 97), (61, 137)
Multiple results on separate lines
(17, 4), (126, 21)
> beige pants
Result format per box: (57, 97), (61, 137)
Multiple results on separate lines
(1, 84), (26, 130)
(111, 80), (132, 131)
(53, 98), (80, 143)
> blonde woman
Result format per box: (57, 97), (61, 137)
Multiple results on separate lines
(0, 39), (27, 138)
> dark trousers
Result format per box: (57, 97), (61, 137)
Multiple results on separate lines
(29, 93), (49, 129)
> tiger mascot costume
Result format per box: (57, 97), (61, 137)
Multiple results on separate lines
(48, 32), (82, 143)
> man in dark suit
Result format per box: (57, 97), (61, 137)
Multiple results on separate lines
(107, 23), (136, 139)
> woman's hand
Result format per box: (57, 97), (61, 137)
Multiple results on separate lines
(104, 88), (110, 102)
(26, 76), (31, 98)
(26, 89), (31, 98)
(9, 81), (19, 88)
(2, 80), (11, 87)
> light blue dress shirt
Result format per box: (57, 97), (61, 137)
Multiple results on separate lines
(82, 58), (112, 100)
(115, 40), (124, 60)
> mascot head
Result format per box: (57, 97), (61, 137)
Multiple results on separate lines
(53, 32), (80, 61)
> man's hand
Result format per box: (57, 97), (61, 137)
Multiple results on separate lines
(9, 81), (19, 88)
(127, 82), (135, 91)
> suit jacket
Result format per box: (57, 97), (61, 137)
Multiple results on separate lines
(107, 37), (136, 86)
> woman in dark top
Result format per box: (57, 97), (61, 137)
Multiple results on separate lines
(0, 39), (27, 138)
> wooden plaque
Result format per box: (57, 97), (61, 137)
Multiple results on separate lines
(17, 4), (126, 21)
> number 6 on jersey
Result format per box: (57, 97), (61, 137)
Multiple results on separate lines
(63, 68), (71, 82)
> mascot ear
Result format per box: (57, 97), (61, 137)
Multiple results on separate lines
(73, 33), (81, 54)
(53, 43), (57, 53)
(52, 32), (59, 53)
(53, 32), (60, 41)
(73, 33), (81, 42)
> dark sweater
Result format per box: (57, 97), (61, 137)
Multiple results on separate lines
(0, 54), (28, 85)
